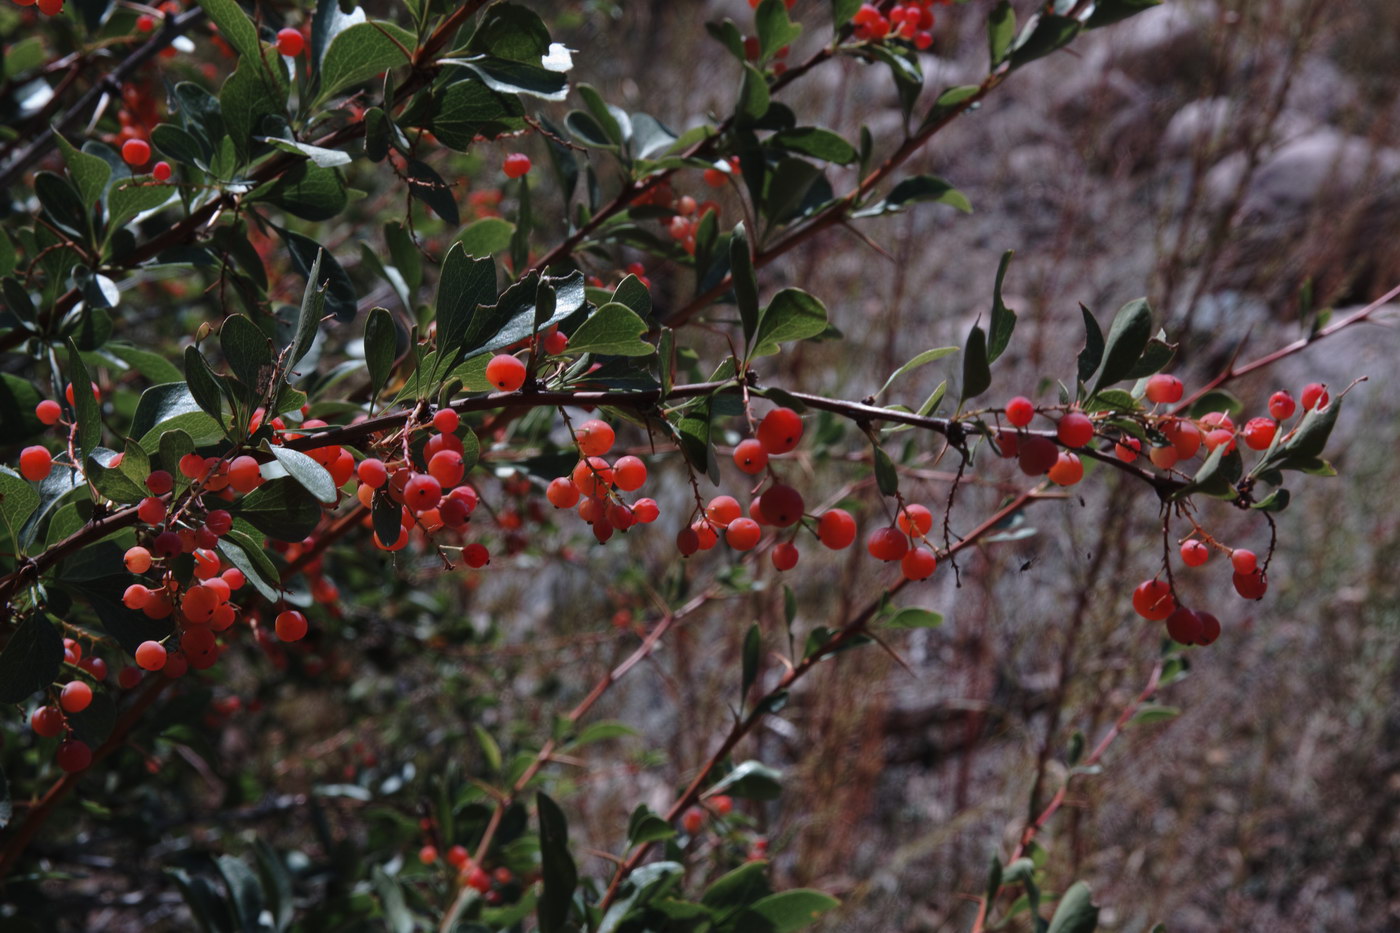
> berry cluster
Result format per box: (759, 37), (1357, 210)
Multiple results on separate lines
(852, 1), (951, 49)
(545, 419), (660, 543)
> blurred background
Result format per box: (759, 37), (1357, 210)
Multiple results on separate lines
(9, 1), (1400, 930)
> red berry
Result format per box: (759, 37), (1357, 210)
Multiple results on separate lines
(144, 470), (173, 494)
(56, 739), (92, 773)
(896, 504), (933, 538)
(1196, 611), (1222, 646)
(276, 27), (305, 57)
(900, 548), (937, 581)
(726, 517), (762, 551)
(228, 455), (263, 493)
(463, 543), (490, 567)
(357, 458), (388, 488)
(31, 705), (64, 738)
(1242, 417), (1277, 450)
(681, 807), (704, 834)
(121, 138), (150, 167)
(546, 476), (580, 509)
(692, 520), (718, 550)
(428, 450), (465, 487)
(420, 845), (438, 865)
(705, 495), (742, 528)
(433, 409), (460, 434)
(1004, 396), (1034, 427)
(1163, 420), (1202, 459)
(1148, 445), (1179, 471)
(676, 527), (700, 556)
(60, 680), (93, 713)
(612, 456), (647, 491)
(543, 330), (569, 355)
(123, 584), (152, 609)
(124, 546), (153, 573)
(817, 509), (857, 550)
(485, 354), (526, 392)
(756, 408), (804, 454)
(137, 496), (167, 525)
(503, 153), (532, 178)
(1145, 374), (1184, 404)
(1057, 411), (1093, 448)
(1017, 436), (1058, 476)
(1179, 539), (1209, 567)
(205, 509), (232, 536)
(136, 13), (156, 30)
(19, 446), (52, 482)
(1202, 428), (1236, 455)
(1232, 569), (1267, 599)
(633, 498), (660, 523)
(1165, 607), (1203, 644)
(771, 541), (800, 570)
(867, 527), (909, 562)
(275, 609), (308, 642)
(758, 484), (804, 527)
(1300, 382), (1328, 411)
(1268, 391), (1296, 420)
(733, 439), (769, 474)
(1230, 549), (1258, 575)
(152, 160), (172, 181)
(404, 474), (443, 512)
(1114, 437), (1141, 463)
(1131, 579), (1175, 621)
(574, 420), (615, 457)
(135, 640), (167, 671)
(1047, 452), (1084, 486)
(35, 399), (62, 425)
(571, 457), (614, 496)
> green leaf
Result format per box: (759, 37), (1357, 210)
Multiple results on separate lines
(1091, 298), (1153, 393)
(458, 217), (515, 256)
(151, 122), (204, 167)
(987, 250), (1017, 363)
(873, 444), (898, 497)
(708, 761), (782, 801)
(852, 174), (972, 217)
(0, 373), (43, 443)
(742, 623), (761, 700)
(755, 0), (803, 60)
(565, 109), (616, 149)
(36, 172), (89, 238)
(55, 134), (111, 208)
(431, 79), (527, 149)
(0, 614), (63, 704)
(568, 303), (654, 357)
(67, 690), (117, 747)
(465, 2), (551, 61)
(0, 764), (10, 829)
(628, 805), (678, 845)
(320, 21), (415, 99)
(219, 50), (289, 164)
(109, 343), (184, 384)
(218, 531), (282, 602)
(221, 314), (274, 392)
(254, 160), (348, 222)
(0, 466), (40, 544)
(260, 136), (353, 168)
(372, 867), (414, 933)
(537, 792), (578, 933)
(1009, 14), (1083, 70)
(66, 339), (100, 457)
(184, 345), (226, 425)
(737, 63), (771, 126)
(876, 347), (958, 399)
(197, 0), (262, 62)
(702, 861), (773, 910)
(731, 223), (760, 346)
(447, 55), (569, 101)
(216, 853), (266, 933)
(1086, 0), (1162, 29)
(769, 127), (856, 164)
(752, 288), (827, 357)
(436, 244), (500, 365)
(279, 227), (357, 322)
(762, 157), (825, 224)
(1130, 706), (1181, 726)
(365, 307), (396, 396)
(1076, 304), (1104, 387)
(406, 158), (459, 225)
(922, 84), (982, 131)
(1046, 881), (1099, 933)
(270, 446), (338, 504)
(290, 249), (327, 370)
(961, 324), (991, 402)
(232, 477), (323, 541)
(0, 231), (14, 279)
(612, 274), (651, 319)
(576, 84), (624, 148)
(739, 890), (840, 933)
(988, 1), (1016, 67)
(883, 608), (943, 629)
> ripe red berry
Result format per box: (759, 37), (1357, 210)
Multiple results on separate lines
(463, 543), (490, 567)
(676, 527), (700, 556)
(228, 455), (263, 493)
(1230, 548), (1258, 575)
(1268, 391), (1296, 420)
(404, 474), (443, 512)
(681, 807), (704, 835)
(136, 13), (156, 30)
(275, 609), (308, 642)
(733, 438), (769, 474)
(137, 496), (167, 525)
(1057, 411), (1093, 448)
(56, 739), (92, 773)
(60, 680), (93, 713)
(152, 160), (172, 181)
(135, 640), (168, 671)
(31, 705), (64, 738)
(771, 541), (800, 571)
(705, 495), (742, 528)
(19, 446), (52, 482)
(1300, 382), (1328, 411)
(571, 457), (614, 496)
(35, 399), (62, 425)
(1114, 437), (1141, 463)
(124, 546), (153, 573)
(612, 456), (647, 491)
(143, 469), (173, 494)
(1004, 396), (1034, 427)
(1165, 607), (1203, 645)
(758, 484), (804, 527)
(276, 27), (305, 57)
(817, 509), (857, 550)
(121, 138), (150, 167)
(1017, 436), (1058, 476)
(726, 517), (762, 550)
(1047, 452), (1084, 486)
(633, 498), (660, 523)
(433, 409), (460, 434)
(1202, 428), (1236, 455)
(575, 420), (615, 457)
(503, 153), (532, 178)
(1145, 374), (1184, 404)
(1180, 539), (1210, 567)
(1232, 569), (1267, 599)
(901, 548), (937, 581)
(867, 527), (909, 562)
(542, 329), (569, 355)
(546, 476), (580, 509)
(756, 407), (804, 454)
(485, 354), (526, 391)
(420, 845), (438, 865)
(1148, 445), (1179, 471)
(357, 458), (388, 489)
(1163, 420), (1202, 459)
(1242, 417), (1277, 450)
(1131, 579), (1175, 621)
(896, 504), (933, 538)
(428, 450), (465, 487)
(205, 509), (232, 536)
(1196, 611), (1222, 646)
